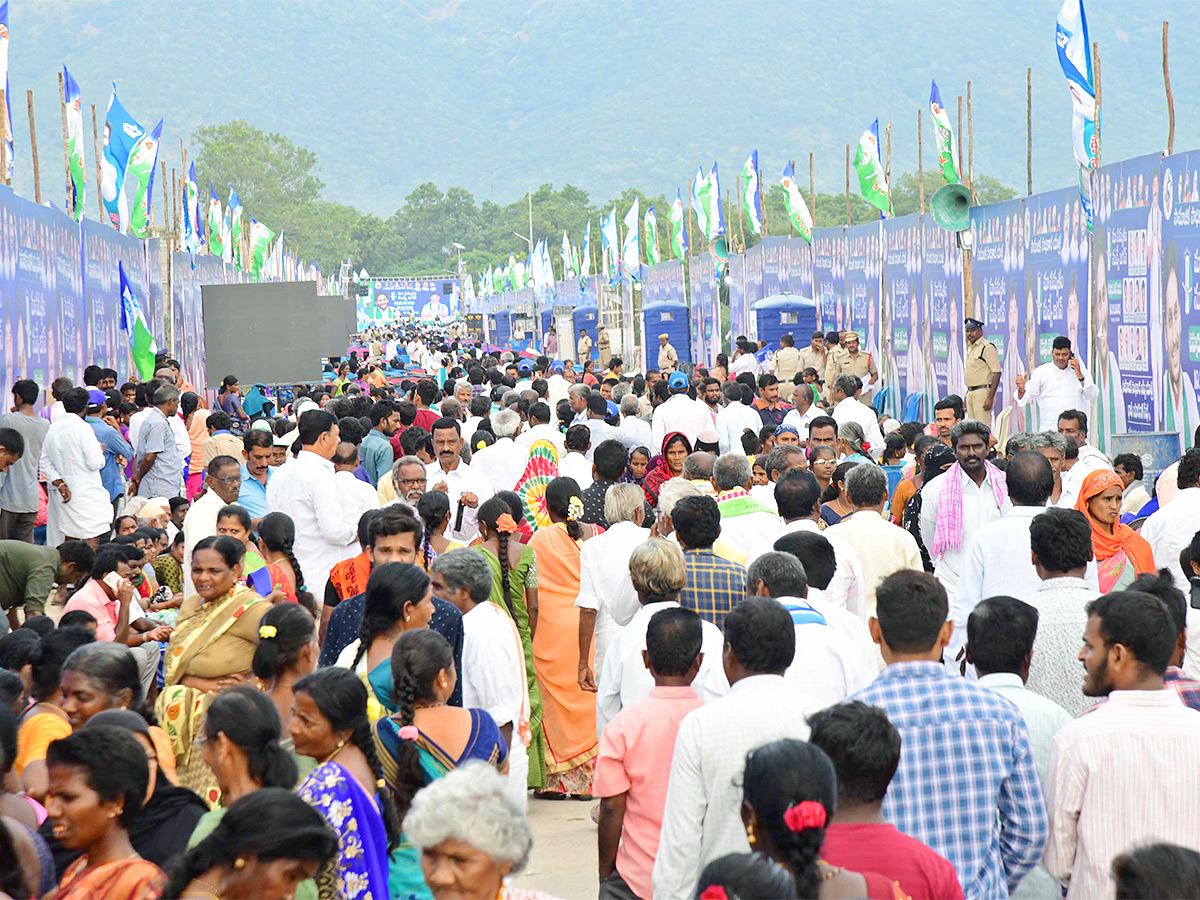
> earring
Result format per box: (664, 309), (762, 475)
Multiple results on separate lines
(746, 823), (756, 847)
(234, 858), (246, 870)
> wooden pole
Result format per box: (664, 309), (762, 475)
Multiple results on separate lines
(1093, 41), (1101, 168)
(956, 94), (963, 181)
(845, 143), (851, 226)
(91, 104), (102, 219)
(686, 177), (694, 259)
(1163, 21), (1174, 156)
(736, 175), (745, 251)
(1027, 68), (1033, 195)
(967, 80), (974, 200)
(808, 153), (815, 226)
(918, 108), (924, 213)
(171, 166), (178, 248)
(885, 121), (893, 216)
(0, 90), (6, 187)
(27, 91), (41, 205)
(58, 72), (71, 218)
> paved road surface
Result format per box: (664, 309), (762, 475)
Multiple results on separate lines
(512, 796), (599, 898)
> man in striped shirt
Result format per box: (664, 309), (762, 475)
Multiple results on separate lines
(1045, 590), (1200, 899)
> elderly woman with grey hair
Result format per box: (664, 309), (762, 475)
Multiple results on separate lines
(405, 762), (551, 900)
(836, 420), (872, 463)
(575, 483), (649, 694)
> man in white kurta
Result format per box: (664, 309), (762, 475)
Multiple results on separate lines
(1013, 340), (1099, 431)
(651, 373), (714, 450)
(39, 390), (111, 545)
(425, 418), (493, 542)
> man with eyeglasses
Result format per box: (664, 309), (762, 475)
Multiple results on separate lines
(388, 455), (429, 507)
(181, 455), (245, 597)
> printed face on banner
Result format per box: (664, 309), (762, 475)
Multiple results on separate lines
(1024, 187), (1091, 374)
(1160, 152), (1200, 437)
(969, 199), (1025, 424)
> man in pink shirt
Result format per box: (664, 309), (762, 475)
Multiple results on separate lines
(595, 606), (705, 900)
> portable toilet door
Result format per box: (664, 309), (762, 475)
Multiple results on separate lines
(753, 294), (818, 351)
(642, 301), (691, 367)
(489, 310), (512, 349)
(538, 307), (554, 352)
(572, 304), (599, 360)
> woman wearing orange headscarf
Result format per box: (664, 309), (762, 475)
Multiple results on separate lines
(1074, 469), (1155, 592)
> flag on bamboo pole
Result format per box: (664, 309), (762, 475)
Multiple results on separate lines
(119, 261), (158, 380)
(690, 167), (708, 240)
(101, 86), (144, 233)
(63, 66), (85, 221)
(780, 162), (814, 243)
(228, 187), (243, 268)
(561, 230), (575, 278)
(929, 81), (960, 184)
(742, 151), (763, 234)
(250, 218), (274, 279)
(264, 230), (283, 281)
(622, 198), (640, 281)
(580, 221), (592, 278)
(601, 207), (619, 284)
(697, 163), (724, 240)
(220, 199), (232, 263)
(643, 203), (661, 265)
(182, 161), (199, 263)
(206, 183), (223, 259)
(507, 253), (518, 291)
(0, 3), (11, 183)
(1056, 0), (1097, 228)
(669, 190), (687, 259)
(127, 118), (162, 239)
(853, 119), (890, 215)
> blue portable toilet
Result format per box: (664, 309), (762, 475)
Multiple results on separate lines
(489, 310), (512, 348)
(573, 304), (599, 359)
(642, 301), (691, 365)
(753, 294), (817, 350)
(538, 306), (555, 351)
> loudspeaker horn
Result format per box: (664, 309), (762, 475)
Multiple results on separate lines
(710, 236), (730, 261)
(930, 183), (972, 233)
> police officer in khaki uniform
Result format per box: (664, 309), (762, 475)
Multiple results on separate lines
(597, 328), (611, 368)
(657, 333), (679, 373)
(577, 327), (593, 362)
(824, 330), (878, 394)
(963, 316), (1002, 426)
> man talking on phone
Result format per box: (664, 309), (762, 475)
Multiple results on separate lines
(1013, 335), (1098, 431)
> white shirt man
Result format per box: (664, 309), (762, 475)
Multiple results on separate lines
(728, 349), (762, 378)
(1014, 353), (1099, 429)
(831, 394), (884, 461)
(471, 430), (530, 494)
(266, 449), (358, 602)
(715, 393), (762, 455)
(779, 517), (869, 622)
(596, 599), (726, 734)
(652, 384), (714, 450)
(781, 396), (820, 441)
(39, 410), (110, 546)
(714, 488), (782, 566)
(771, 594), (874, 708)
(576, 519), (647, 682)
(617, 407), (654, 452)
(333, 469), (381, 526)
(919, 464), (1011, 593)
(1056, 443), (1113, 510)
(558, 450), (593, 491)
(514, 421), (565, 458)
(461, 597), (531, 812)
(1139, 476), (1200, 677)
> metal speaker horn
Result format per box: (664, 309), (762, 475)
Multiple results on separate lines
(930, 183), (972, 233)
(710, 236), (730, 261)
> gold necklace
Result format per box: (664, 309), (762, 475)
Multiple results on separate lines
(319, 739), (348, 765)
(414, 701), (447, 709)
(189, 875), (223, 899)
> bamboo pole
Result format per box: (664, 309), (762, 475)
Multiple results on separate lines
(918, 108), (925, 213)
(1163, 21), (1174, 156)
(957, 94), (963, 181)
(736, 175), (745, 251)
(1093, 41), (1101, 168)
(845, 143), (851, 226)
(885, 121), (893, 216)
(1027, 68), (1033, 194)
(171, 166), (178, 248)
(58, 72), (71, 218)
(808, 153), (815, 226)
(27, 91), (40, 205)
(967, 80), (974, 200)
(686, 177), (694, 260)
(91, 104), (102, 219)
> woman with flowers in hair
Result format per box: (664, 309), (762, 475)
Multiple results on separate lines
(373, 629), (508, 900)
(526, 477), (603, 798)
(475, 496), (547, 791)
(741, 738), (905, 899)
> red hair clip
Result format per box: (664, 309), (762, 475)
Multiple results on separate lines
(782, 800), (827, 832)
(699, 886), (729, 900)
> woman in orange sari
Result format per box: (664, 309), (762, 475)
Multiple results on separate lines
(43, 728), (163, 899)
(526, 476), (602, 798)
(1075, 469), (1155, 592)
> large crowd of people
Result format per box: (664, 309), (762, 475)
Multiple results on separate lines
(0, 318), (1197, 900)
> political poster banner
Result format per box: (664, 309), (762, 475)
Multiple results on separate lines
(881, 214), (923, 416)
(969, 199), (1027, 432)
(55, 214), (83, 384)
(1093, 153), (1162, 451)
(740, 244), (761, 340)
(784, 235), (814, 301)
(0, 193), (16, 400)
(1022, 186), (1092, 434)
(761, 236), (788, 297)
(16, 201), (57, 390)
(1158, 150), (1200, 439)
(728, 253), (747, 346)
(812, 227), (844, 334)
(921, 214), (964, 420)
(844, 222), (882, 399)
(688, 252), (716, 366)
(361, 278), (460, 326)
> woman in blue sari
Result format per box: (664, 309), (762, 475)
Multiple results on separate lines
(334, 563), (435, 722)
(291, 668), (401, 900)
(374, 629), (508, 900)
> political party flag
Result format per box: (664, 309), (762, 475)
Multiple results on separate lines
(780, 162), (813, 243)
(742, 151), (763, 235)
(622, 198), (641, 281)
(669, 190), (687, 259)
(690, 167), (709, 240)
(561, 230), (575, 278)
(206, 182), (224, 259)
(507, 253), (518, 291)
(644, 203), (661, 265)
(464, 274), (475, 305)
(250, 218), (274, 279)
(929, 81), (960, 185)
(1056, 0), (1097, 228)
(228, 187), (243, 268)
(853, 118), (890, 215)
(119, 261), (158, 380)
(127, 118), (162, 239)
(182, 161), (199, 262)
(697, 163), (724, 240)
(601, 207), (619, 283)
(0, 4), (11, 183)
(101, 86), (144, 233)
(63, 66), (86, 221)
(221, 200), (232, 263)
(265, 229), (284, 281)
(580, 221), (592, 278)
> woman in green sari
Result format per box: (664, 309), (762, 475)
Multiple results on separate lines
(333, 562), (434, 722)
(156, 535), (271, 807)
(374, 629), (508, 900)
(474, 496), (546, 790)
